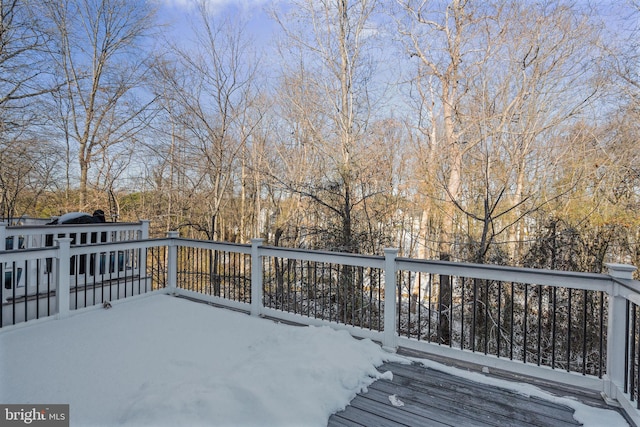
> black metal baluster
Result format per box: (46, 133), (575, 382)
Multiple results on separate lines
(185, 247), (190, 291)
(90, 253), (96, 305)
(224, 251), (229, 298)
(329, 262), (334, 322)
(471, 279), (477, 352)
(101, 252), (106, 301)
(195, 248), (200, 293)
(279, 257), (283, 307)
(123, 249), (129, 298)
(397, 270), (402, 336)
(484, 279), (489, 354)
(450, 275), (454, 348)
(248, 253), (251, 302)
(83, 253), (89, 306)
(552, 286), (557, 369)
(293, 259), (298, 314)
(12, 261), (16, 325)
(632, 304), (637, 401)
(460, 277), (465, 349)
(235, 252), (240, 301)
(320, 262), (326, 318)
(510, 282), (515, 360)
(243, 253), (248, 302)
(524, 284), (528, 363)
(378, 268), (382, 331)
(23, 260), (28, 321)
(229, 251), (234, 300)
(538, 285), (543, 366)
(137, 248), (142, 294)
(368, 267), (373, 328)
(302, 260), (307, 316)
(625, 301), (631, 394)
(599, 291), (604, 378)
(378, 268), (383, 331)
(438, 274), (443, 345)
(36, 259), (41, 319)
(582, 289), (588, 375)
(90, 253), (96, 304)
(567, 289), (573, 372)
(636, 306), (640, 408)
(407, 271), (411, 338)
(351, 265), (357, 327)
(75, 256), (80, 309)
(298, 258), (303, 314)
(360, 266), (365, 328)
(116, 250), (122, 300)
(427, 273), (432, 342)
(194, 247), (198, 292)
(417, 272), (422, 340)
(47, 260), (52, 316)
(307, 260), (312, 318)
(497, 280), (502, 357)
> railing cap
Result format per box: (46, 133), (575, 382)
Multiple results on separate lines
(606, 263), (638, 280)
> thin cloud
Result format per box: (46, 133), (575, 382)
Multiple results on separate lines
(158, 0), (274, 15)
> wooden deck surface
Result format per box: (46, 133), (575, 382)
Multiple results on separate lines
(328, 355), (630, 427)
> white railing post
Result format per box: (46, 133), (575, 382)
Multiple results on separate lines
(251, 238), (265, 317)
(55, 237), (73, 319)
(138, 221), (150, 285)
(140, 220), (150, 240)
(167, 231), (179, 295)
(605, 263), (638, 400)
(383, 248), (399, 351)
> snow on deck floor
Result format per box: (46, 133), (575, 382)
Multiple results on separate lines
(0, 294), (630, 427)
(0, 294), (404, 426)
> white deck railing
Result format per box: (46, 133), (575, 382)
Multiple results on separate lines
(1, 230), (639, 424)
(1, 220), (149, 299)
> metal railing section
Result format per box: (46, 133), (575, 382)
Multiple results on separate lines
(1, 247), (57, 328)
(395, 259), (609, 377)
(260, 246), (386, 331)
(172, 239), (252, 304)
(68, 239), (167, 311)
(0, 238), (167, 328)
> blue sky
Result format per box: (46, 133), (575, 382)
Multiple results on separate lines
(154, 0), (281, 51)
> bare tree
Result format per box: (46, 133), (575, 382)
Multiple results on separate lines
(272, 0), (393, 253)
(44, 0), (158, 209)
(0, 0), (62, 219)
(150, 2), (262, 241)
(396, 0), (603, 262)
(458, 1), (601, 263)
(396, 0), (477, 261)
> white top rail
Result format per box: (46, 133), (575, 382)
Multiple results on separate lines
(1, 221), (150, 250)
(259, 245), (386, 269)
(396, 257), (613, 292)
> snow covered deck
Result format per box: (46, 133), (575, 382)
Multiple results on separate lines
(0, 294), (629, 427)
(1, 227), (640, 425)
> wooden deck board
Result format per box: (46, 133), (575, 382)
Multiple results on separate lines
(328, 361), (586, 427)
(380, 362), (579, 425)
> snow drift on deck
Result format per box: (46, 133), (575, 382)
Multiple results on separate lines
(0, 294), (401, 426)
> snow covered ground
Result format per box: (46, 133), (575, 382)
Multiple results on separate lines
(0, 294), (630, 426)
